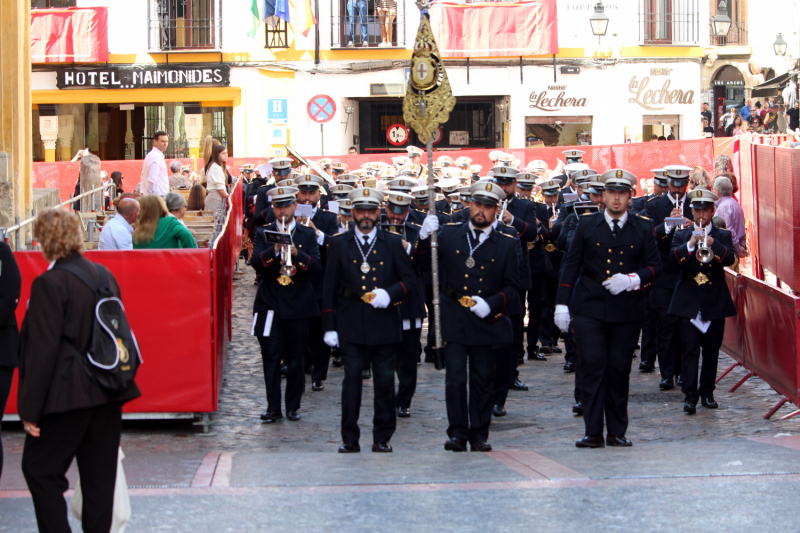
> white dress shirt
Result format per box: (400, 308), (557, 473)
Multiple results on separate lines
(471, 222), (492, 243)
(142, 147), (169, 196)
(355, 227), (377, 246)
(97, 215), (134, 251)
(604, 210), (628, 232)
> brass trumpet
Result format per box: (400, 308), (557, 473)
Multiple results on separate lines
(497, 199), (509, 221)
(279, 216), (296, 277)
(697, 227), (713, 263)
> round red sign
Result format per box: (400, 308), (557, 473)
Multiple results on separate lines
(386, 124), (408, 146)
(307, 95), (336, 124)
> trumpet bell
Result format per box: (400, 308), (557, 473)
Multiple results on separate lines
(281, 264), (297, 276)
(697, 247), (713, 263)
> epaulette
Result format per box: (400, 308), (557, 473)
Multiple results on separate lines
(635, 214), (650, 221)
(445, 222), (461, 225)
(500, 232), (514, 238)
(331, 231), (346, 238)
(408, 222), (421, 227)
(646, 195), (658, 202)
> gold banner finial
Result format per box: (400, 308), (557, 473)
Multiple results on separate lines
(403, 14), (456, 144)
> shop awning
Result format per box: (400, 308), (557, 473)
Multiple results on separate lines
(31, 7), (108, 63)
(429, 0), (558, 58)
(752, 71), (792, 98)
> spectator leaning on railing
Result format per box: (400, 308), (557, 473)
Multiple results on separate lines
(714, 176), (747, 259)
(98, 196), (140, 251)
(133, 195), (197, 250)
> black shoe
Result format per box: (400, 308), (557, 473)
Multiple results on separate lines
(280, 365), (288, 376)
(338, 442), (360, 453)
(575, 435), (605, 448)
(287, 410), (301, 421)
(639, 361), (656, 373)
(701, 396), (719, 409)
(397, 407), (410, 418)
(311, 381), (324, 391)
(606, 435), (632, 447)
(260, 411), (283, 423)
(572, 402), (583, 416)
(529, 352), (547, 361)
(510, 379), (529, 391)
(470, 441), (493, 452)
(539, 346), (554, 355)
(552, 346), (563, 354)
(444, 437), (468, 452)
(362, 369), (371, 379)
(493, 405), (507, 417)
(564, 360), (576, 373)
(659, 377), (674, 390)
(372, 442), (393, 453)
(332, 356), (342, 367)
(676, 375), (683, 386)
(683, 401), (697, 414)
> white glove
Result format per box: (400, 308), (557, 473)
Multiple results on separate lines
(469, 295), (491, 319)
(602, 273), (631, 295)
(419, 214), (440, 240)
(323, 331), (339, 347)
(370, 288), (391, 309)
(554, 304), (571, 332)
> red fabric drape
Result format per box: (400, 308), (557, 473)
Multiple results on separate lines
(429, 0), (558, 58)
(31, 7), (109, 63)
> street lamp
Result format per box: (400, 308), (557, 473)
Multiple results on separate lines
(589, 2), (609, 40)
(774, 33), (788, 56)
(711, 1), (731, 38)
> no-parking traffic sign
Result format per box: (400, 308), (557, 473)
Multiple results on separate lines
(307, 95), (336, 124)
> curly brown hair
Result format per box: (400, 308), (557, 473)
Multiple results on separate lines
(33, 208), (85, 262)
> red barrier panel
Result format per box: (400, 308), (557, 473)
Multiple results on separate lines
(737, 274), (800, 407)
(721, 269), (746, 366)
(7, 249), (216, 414)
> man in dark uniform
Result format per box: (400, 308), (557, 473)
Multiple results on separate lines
(448, 186), (473, 224)
(668, 189), (736, 414)
(291, 174), (341, 391)
(322, 188), (418, 453)
(254, 157), (292, 227)
(554, 169), (661, 448)
(382, 192), (426, 418)
(434, 177), (461, 217)
(493, 165), (550, 369)
(563, 148), (585, 164)
(413, 181), (520, 452)
(643, 165), (694, 390)
(515, 172), (535, 201)
(251, 186), (321, 422)
(631, 169), (668, 214)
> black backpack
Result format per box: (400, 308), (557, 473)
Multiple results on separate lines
(56, 262), (142, 396)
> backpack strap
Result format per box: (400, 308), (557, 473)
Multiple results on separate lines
(54, 261), (106, 295)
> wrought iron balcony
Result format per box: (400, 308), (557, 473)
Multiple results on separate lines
(330, 0), (407, 48)
(709, 20), (747, 47)
(639, 0), (701, 46)
(147, 0), (222, 52)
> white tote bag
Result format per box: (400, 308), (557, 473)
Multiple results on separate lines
(71, 447), (131, 533)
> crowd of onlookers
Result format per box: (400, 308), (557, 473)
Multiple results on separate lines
(701, 98), (800, 138)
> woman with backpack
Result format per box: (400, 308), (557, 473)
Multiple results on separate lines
(18, 208), (141, 533)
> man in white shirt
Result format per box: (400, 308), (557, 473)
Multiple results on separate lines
(98, 197), (139, 250)
(142, 131), (169, 196)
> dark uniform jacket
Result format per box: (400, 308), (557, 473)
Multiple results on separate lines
(541, 202), (565, 278)
(556, 212), (662, 323)
(391, 222), (427, 321)
(18, 254), (141, 424)
(413, 223), (519, 345)
(631, 193), (659, 214)
(528, 201), (553, 274)
(668, 226), (736, 320)
(253, 182), (277, 226)
(644, 194), (693, 290)
(251, 222), (321, 319)
(434, 198), (453, 217)
(557, 183), (577, 204)
(322, 229), (418, 346)
(0, 243), (21, 370)
(494, 223), (527, 310)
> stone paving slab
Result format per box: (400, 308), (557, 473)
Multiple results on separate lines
(230, 451), (529, 487)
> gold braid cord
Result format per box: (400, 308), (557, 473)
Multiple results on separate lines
(403, 15), (456, 143)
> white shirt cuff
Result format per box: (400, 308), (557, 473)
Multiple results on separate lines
(687, 242), (696, 253)
(316, 230), (325, 246)
(627, 274), (641, 291)
(405, 243), (412, 255)
(664, 221), (674, 234)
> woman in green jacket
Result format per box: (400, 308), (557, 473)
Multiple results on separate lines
(133, 194), (198, 249)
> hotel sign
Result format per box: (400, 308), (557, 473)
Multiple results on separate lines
(56, 63), (231, 89)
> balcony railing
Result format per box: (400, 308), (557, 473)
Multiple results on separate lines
(330, 0), (406, 48)
(147, 0), (222, 52)
(639, 0), (700, 46)
(709, 20), (747, 47)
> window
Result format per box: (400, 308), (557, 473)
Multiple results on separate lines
(147, 0), (222, 52)
(709, 0), (747, 46)
(330, 0), (406, 48)
(31, 0), (76, 8)
(640, 0), (700, 45)
(265, 19), (290, 49)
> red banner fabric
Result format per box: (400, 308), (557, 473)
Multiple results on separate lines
(31, 7), (109, 63)
(429, 0), (558, 58)
(7, 249), (215, 414)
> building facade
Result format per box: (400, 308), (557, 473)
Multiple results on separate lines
(28, 0), (800, 162)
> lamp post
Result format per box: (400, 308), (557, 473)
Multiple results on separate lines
(589, 2), (609, 44)
(773, 33), (788, 57)
(711, 1), (732, 39)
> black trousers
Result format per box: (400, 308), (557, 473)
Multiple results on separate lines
(651, 287), (681, 380)
(573, 316), (641, 437)
(311, 300), (332, 383)
(539, 275), (558, 348)
(679, 318), (725, 403)
(22, 402), (122, 533)
(396, 327), (421, 409)
(638, 289), (658, 365)
(0, 367), (13, 481)
(341, 342), (398, 445)
(525, 275), (545, 355)
(423, 284), (435, 360)
(493, 343), (514, 408)
(257, 316), (308, 413)
(445, 343), (495, 443)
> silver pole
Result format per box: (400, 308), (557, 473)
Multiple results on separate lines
(426, 139), (442, 352)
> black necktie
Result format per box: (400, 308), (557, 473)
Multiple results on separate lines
(612, 219), (620, 238)
(548, 207), (554, 217)
(363, 235), (370, 248)
(473, 229), (482, 242)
